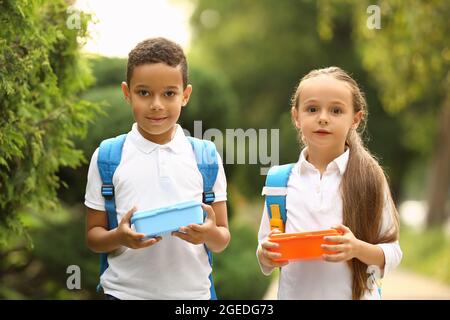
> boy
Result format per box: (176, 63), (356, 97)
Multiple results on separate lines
(85, 38), (230, 300)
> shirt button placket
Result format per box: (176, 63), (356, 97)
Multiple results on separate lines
(159, 148), (168, 178)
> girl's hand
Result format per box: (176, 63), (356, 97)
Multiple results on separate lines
(257, 229), (289, 268)
(171, 204), (217, 245)
(115, 206), (162, 249)
(321, 224), (361, 262)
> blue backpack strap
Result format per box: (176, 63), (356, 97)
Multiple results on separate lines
(187, 136), (219, 300)
(187, 137), (219, 204)
(96, 133), (127, 292)
(262, 164), (295, 233)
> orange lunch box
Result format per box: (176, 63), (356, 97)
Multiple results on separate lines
(268, 229), (343, 262)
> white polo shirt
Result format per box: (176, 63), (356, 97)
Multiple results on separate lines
(257, 148), (403, 300)
(85, 123), (227, 300)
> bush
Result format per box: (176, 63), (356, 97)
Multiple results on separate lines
(0, 0), (99, 244)
(213, 222), (272, 299)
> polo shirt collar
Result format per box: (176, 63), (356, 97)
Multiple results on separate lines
(128, 123), (187, 154)
(298, 147), (350, 175)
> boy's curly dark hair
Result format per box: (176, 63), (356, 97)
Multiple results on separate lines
(126, 37), (188, 88)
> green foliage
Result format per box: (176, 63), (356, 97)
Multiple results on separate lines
(214, 222), (272, 299)
(0, 0), (100, 244)
(79, 85), (133, 154)
(0, 205), (99, 299)
(180, 65), (239, 136)
(400, 226), (450, 285)
(88, 56), (127, 87)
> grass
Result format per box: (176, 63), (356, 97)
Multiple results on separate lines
(399, 225), (450, 285)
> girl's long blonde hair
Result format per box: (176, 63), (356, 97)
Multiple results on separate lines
(291, 67), (400, 299)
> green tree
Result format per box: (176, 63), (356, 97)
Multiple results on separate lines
(320, 0), (450, 227)
(0, 0), (99, 244)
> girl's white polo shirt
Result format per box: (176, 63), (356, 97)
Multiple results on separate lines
(85, 123), (227, 300)
(257, 148), (403, 300)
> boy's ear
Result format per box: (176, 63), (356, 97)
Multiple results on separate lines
(352, 110), (363, 129)
(121, 81), (131, 104)
(182, 84), (192, 107)
(291, 106), (300, 129)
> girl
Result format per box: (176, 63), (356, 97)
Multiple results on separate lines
(257, 67), (402, 300)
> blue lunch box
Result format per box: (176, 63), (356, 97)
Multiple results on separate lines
(131, 200), (204, 237)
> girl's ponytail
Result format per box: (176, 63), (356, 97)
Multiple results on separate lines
(344, 129), (385, 299)
(343, 103), (399, 300)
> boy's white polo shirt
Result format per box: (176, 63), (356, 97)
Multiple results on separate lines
(85, 123), (227, 300)
(257, 148), (403, 300)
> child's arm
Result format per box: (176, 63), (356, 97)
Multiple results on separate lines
(321, 224), (385, 269)
(322, 187), (403, 276)
(86, 206), (161, 253)
(171, 202), (230, 253)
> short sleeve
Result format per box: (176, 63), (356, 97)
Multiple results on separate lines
(211, 151), (227, 203)
(376, 187), (403, 278)
(84, 148), (106, 211)
(256, 203), (276, 276)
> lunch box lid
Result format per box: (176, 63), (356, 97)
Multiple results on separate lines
(131, 200), (201, 223)
(269, 229), (342, 241)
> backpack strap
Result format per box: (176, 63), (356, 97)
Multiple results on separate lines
(187, 137), (219, 204)
(262, 164), (295, 233)
(187, 136), (219, 300)
(96, 133), (127, 291)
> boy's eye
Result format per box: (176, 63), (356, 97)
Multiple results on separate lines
(138, 90), (149, 97)
(165, 91), (176, 97)
(307, 106), (318, 113)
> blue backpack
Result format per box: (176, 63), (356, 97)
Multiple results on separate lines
(96, 133), (219, 299)
(263, 164), (295, 233)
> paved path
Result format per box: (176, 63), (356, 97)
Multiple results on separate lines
(263, 268), (450, 300)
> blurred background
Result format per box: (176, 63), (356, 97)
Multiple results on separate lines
(0, 0), (449, 299)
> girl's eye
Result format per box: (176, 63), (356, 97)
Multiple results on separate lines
(165, 91), (176, 97)
(138, 90), (149, 97)
(332, 107), (342, 114)
(307, 106), (318, 113)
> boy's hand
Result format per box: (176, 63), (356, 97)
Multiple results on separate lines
(115, 206), (162, 249)
(171, 203), (217, 245)
(321, 224), (361, 262)
(257, 229), (289, 268)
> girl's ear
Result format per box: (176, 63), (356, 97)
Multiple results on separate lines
(352, 110), (363, 129)
(182, 84), (193, 107)
(291, 106), (300, 129)
(121, 82), (131, 104)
